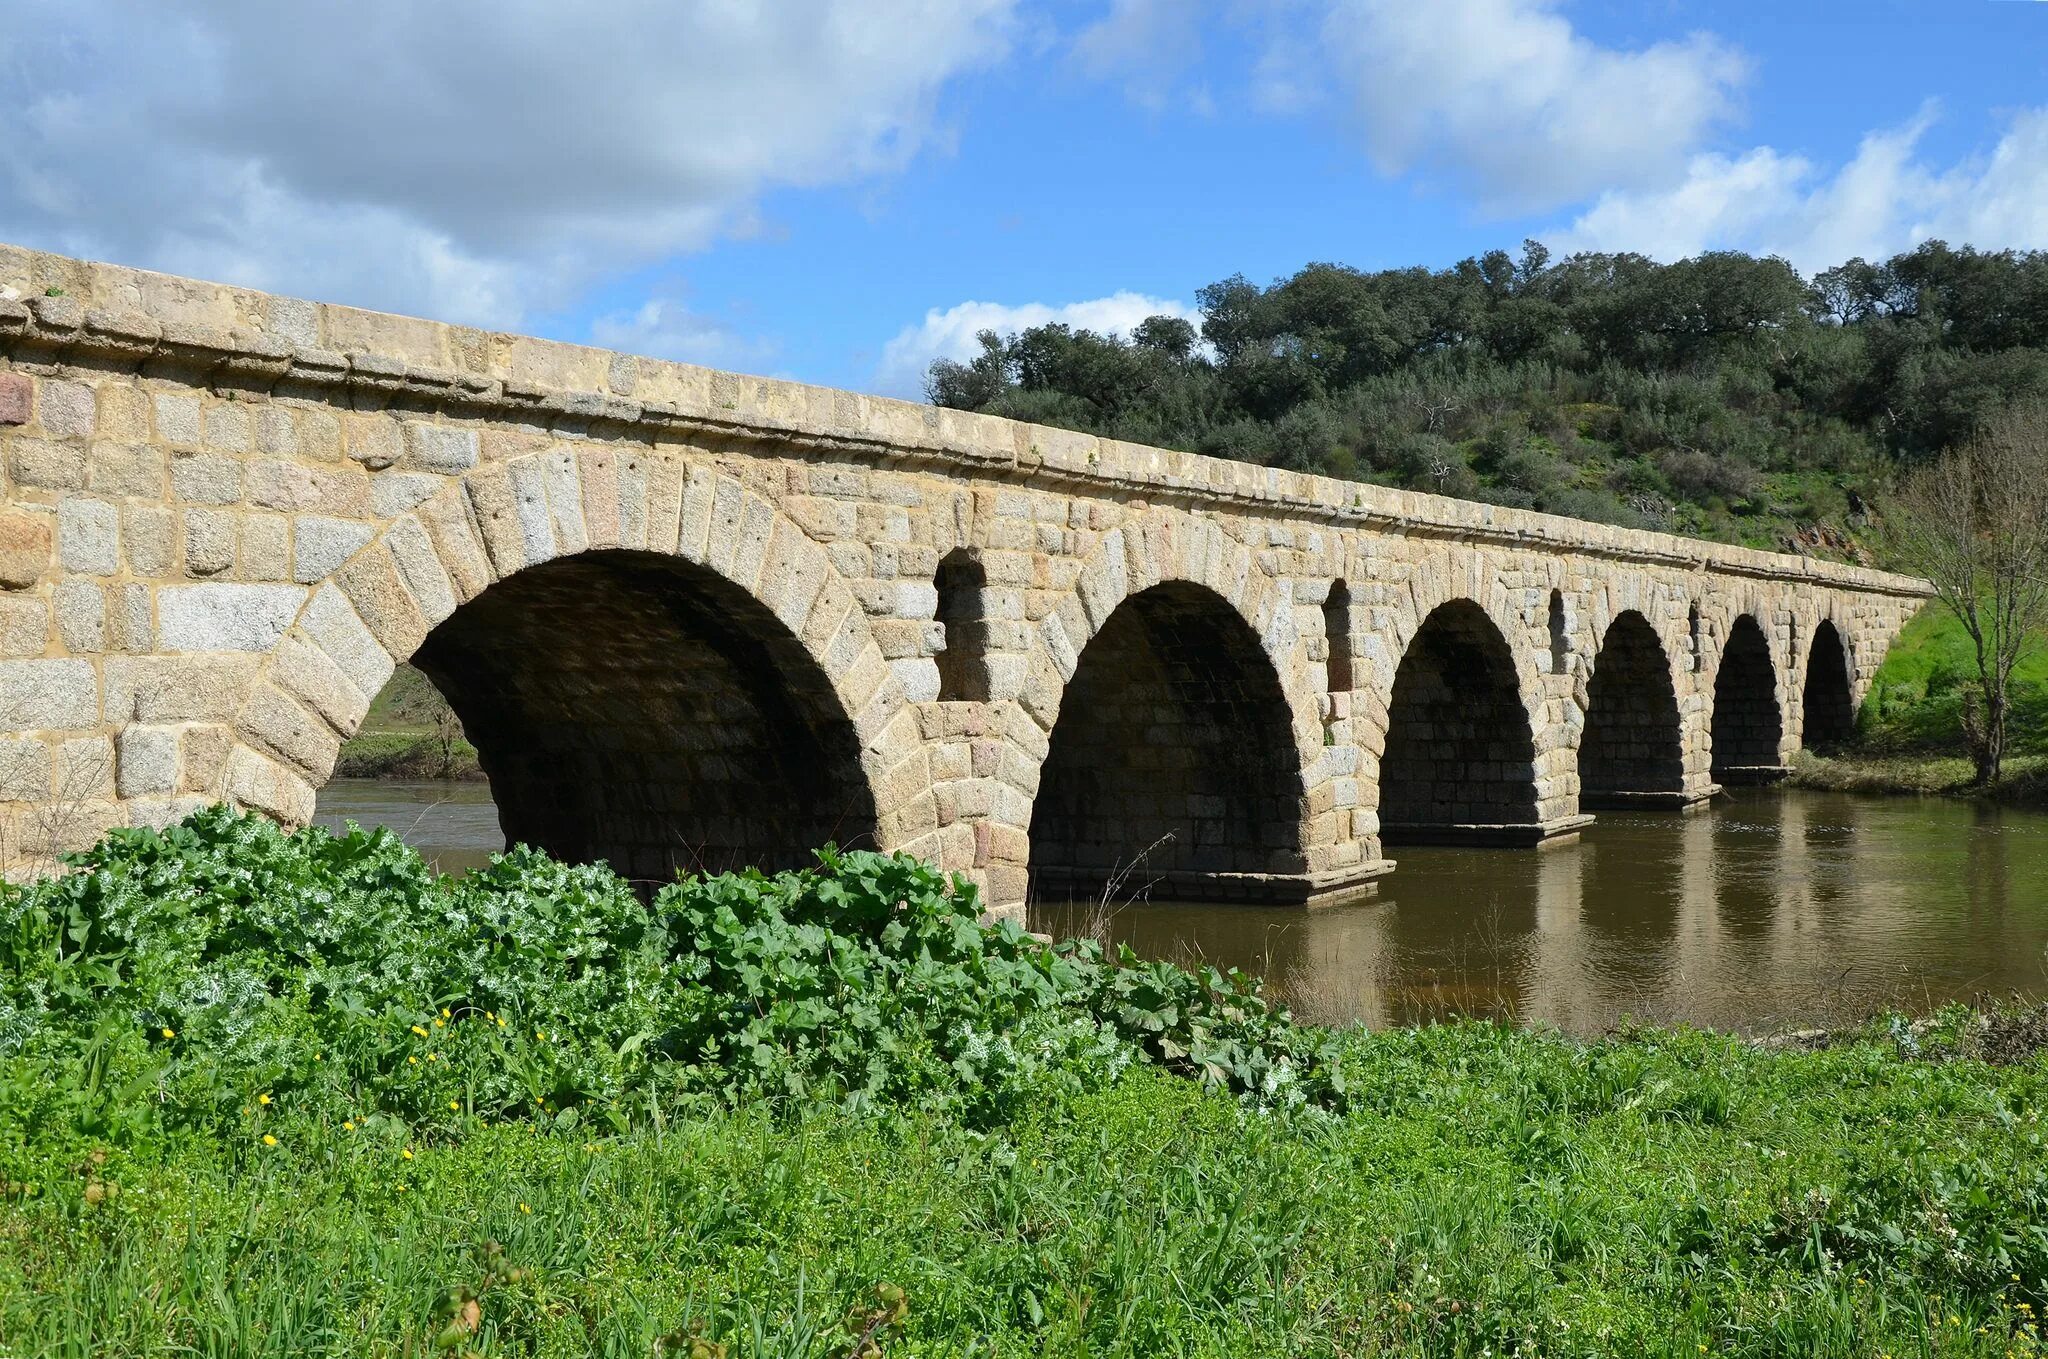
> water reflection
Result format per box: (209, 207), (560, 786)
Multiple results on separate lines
(315, 777), (2048, 1036)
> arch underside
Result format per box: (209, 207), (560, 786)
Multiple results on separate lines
(1802, 622), (1856, 752)
(410, 549), (876, 883)
(1712, 615), (1786, 784)
(1029, 582), (1311, 904)
(1380, 600), (1545, 845)
(1579, 611), (1690, 808)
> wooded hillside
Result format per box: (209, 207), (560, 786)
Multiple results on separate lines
(928, 242), (2048, 560)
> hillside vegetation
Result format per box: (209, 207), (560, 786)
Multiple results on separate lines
(929, 241), (2048, 558)
(4, 811), (2048, 1356)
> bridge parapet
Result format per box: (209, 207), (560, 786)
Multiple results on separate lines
(0, 245), (1932, 912)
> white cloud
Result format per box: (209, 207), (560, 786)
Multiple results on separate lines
(0, 0), (1017, 328)
(587, 291), (776, 372)
(1300, 0), (1749, 212)
(1071, 0), (1208, 112)
(875, 292), (1201, 398)
(1553, 106), (2048, 268)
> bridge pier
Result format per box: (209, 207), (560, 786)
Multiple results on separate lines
(0, 245), (1932, 909)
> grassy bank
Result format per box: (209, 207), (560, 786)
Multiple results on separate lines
(3, 811), (2047, 1356)
(333, 663), (484, 780)
(1787, 749), (2048, 801)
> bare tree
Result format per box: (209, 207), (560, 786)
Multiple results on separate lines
(1890, 403), (2048, 783)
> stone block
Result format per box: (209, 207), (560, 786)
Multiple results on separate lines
(346, 415), (400, 470)
(0, 373), (29, 425)
(58, 497), (119, 575)
(104, 654), (259, 723)
(293, 515), (373, 583)
(179, 724), (234, 793)
(170, 449), (243, 505)
(182, 507), (236, 577)
(8, 436), (86, 489)
(123, 504), (174, 576)
(116, 725), (179, 797)
(153, 392), (202, 445)
(229, 513), (285, 581)
(371, 471), (441, 518)
(302, 583), (395, 699)
(37, 379), (96, 439)
(156, 583), (304, 653)
(0, 510), (52, 590)
(52, 579), (105, 652)
(403, 422), (479, 474)
(54, 736), (114, 801)
(203, 403), (252, 453)
(0, 597), (48, 658)
(0, 659), (98, 732)
(0, 737), (51, 802)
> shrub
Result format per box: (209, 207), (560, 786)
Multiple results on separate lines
(0, 808), (1340, 1151)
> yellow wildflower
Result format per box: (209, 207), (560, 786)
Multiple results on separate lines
(519, 1202), (532, 1214)
(258, 1093), (272, 1106)
(261, 1134), (277, 1147)
(408, 1056), (418, 1065)
(433, 1018), (444, 1028)
(401, 1148), (414, 1160)
(160, 1027), (176, 1039)
(536, 1030), (547, 1041)
(343, 1121), (355, 1132)
(449, 1100), (459, 1111)
(441, 1008), (451, 1019)
(411, 1025), (429, 1037)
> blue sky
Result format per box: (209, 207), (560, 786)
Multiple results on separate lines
(3, 1), (2044, 397)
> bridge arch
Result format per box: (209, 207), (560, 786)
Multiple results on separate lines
(1710, 612), (1786, 781)
(1377, 598), (1543, 841)
(1577, 609), (1687, 806)
(222, 448), (928, 880)
(1800, 617), (1857, 751)
(1019, 511), (1338, 901)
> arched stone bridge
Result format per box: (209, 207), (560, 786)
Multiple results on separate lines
(0, 246), (1930, 915)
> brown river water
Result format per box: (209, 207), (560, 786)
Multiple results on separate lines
(314, 779), (2048, 1036)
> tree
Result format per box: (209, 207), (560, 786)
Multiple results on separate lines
(1889, 403), (2048, 783)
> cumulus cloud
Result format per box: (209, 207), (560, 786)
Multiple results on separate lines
(1070, 0), (1211, 112)
(1553, 106), (2048, 269)
(875, 292), (1201, 398)
(587, 290), (777, 372)
(1288, 0), (1749, 212)
(0, 0), (1017, 328)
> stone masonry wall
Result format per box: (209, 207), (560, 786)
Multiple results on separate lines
(0, 245), (1932, 915)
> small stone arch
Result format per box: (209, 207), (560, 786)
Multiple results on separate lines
(1377, 598), (1543, 841)
(1354, 550), (1570, 840)
(1710, 611), (1786, 781)
(221, 446), (929, 879)
(1801, 617), (1857, 751)
(1578, 609), (1687, 806)
(1018, 509), (1347, 901)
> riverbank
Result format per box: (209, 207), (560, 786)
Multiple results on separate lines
(1786, 748), (2048, 803)
(4, 811), (2047, 1356)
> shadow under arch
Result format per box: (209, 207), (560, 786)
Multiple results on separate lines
(1579, 610), (1687, 808)
(1801, 619), (1856, 752)
(1029, 580), (1308, 903)
(409, 548), (877, 882)
(1379, 599), (1541, 844)
(1712, 614), (1785, 783)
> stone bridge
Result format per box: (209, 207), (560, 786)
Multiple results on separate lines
(0, 246), (1930, 915)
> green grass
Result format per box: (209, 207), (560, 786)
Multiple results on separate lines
(6, 1028), (2048, 1358)
(1859, 605), (2048, 755)
(3, 811), (2048, 1356)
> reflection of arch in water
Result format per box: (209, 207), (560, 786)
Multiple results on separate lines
(1029, 581), (1309, 902)
(1711, 614), (1786, 783)
(1378, 600), (1550, 845)
(1578, 610), (1690, 809)
(1800, 620), (1856, 752)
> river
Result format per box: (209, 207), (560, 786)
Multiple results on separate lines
(314, 779), (2048, 1035)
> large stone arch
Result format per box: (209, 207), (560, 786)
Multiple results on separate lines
(1355, 550), (1586, 844)
(1015, 509), (1371, 902)
(1709, 610), (1787, 782)
(216, 446), (931, 878)
(1577, 609), (1689, 807)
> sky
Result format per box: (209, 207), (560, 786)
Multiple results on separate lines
(2, 1), (2044, 398)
